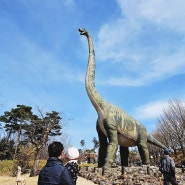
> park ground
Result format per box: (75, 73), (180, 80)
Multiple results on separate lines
(0, 173), (95, 185)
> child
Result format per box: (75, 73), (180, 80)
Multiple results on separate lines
(65, 147), (79, 184)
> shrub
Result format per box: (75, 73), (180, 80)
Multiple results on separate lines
(0, 160), (14, 175)
(0, 160), (47, 175)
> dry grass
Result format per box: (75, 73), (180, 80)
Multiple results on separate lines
(0, 160), (95, 184)
(0, 173), (38, 185)
(0, 173), (95, 185)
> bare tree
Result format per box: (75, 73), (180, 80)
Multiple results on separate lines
(60, 133), (72, 151)
(156, 99), (185, 157)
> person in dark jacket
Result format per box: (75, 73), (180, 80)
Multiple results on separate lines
(159, 148), (178, 185)
(38, 141), (74, 185)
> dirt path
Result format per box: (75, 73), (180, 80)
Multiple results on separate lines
(0, 174), (95, 185)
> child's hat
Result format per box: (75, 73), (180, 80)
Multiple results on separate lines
(66, 147), (79, 159)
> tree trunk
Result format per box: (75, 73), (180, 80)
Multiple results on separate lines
(13, 123), (22, 160)
(30, 150), (40, 177)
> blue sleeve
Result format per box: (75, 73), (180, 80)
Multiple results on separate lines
(61, 167), (75, 185)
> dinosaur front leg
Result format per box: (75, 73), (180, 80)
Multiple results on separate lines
(104, 120), (118, 167)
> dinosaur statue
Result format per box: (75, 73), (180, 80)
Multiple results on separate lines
(78, 28), (166, 168)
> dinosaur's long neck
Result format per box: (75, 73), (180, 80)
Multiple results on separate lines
(85, 33), (105, 115)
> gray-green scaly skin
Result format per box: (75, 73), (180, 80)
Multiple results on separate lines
(79, 28), (166, 167)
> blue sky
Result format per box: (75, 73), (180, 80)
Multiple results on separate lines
(1, 0), (185, 150)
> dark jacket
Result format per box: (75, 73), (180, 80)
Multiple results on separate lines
(159, 155), (176, 176)
(38, 157), (74, 185)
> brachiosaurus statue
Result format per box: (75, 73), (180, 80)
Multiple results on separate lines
(78, 28), (166, 167)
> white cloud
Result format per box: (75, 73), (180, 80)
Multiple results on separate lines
(134, 100), (168, 120)
(93, 0), (185, 86)
(134, 97), (185, 122)
(97, 46), (185, 86)
(117, 0), (185, 31)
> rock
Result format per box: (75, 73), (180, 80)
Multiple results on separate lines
(79, 165), (184, 184)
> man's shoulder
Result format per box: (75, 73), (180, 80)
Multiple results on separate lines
(161, 155), (172, 160)
(41, 158), (66, 171)
(166, 155), (174, 162)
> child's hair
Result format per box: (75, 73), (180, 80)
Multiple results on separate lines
(66, 147), (79, 159)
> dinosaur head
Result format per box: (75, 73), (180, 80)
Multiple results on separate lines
(78, 28), (88, 36)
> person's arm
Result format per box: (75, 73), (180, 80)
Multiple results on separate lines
(169, 158), (176, 175)
(61, 167), (75, 185)
(170, 158), (176, 169)
(159, 158), (163, 172)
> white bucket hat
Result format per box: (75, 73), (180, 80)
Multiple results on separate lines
(66, 147), (79, 159)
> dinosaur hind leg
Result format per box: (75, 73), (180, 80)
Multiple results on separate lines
(138, 143), (150, 164)
(120, 146), (129, 166)
(137, 128), (150, 164)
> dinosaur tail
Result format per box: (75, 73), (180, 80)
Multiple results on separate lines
(147, 134), (166, 149)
